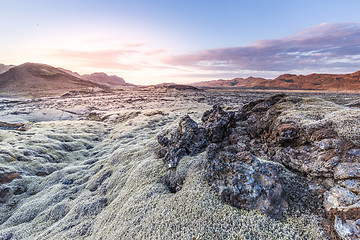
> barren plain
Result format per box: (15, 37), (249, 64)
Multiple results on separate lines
(1, 89), (360, 239)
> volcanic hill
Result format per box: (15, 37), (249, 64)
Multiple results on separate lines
(0, 63), (109, 96)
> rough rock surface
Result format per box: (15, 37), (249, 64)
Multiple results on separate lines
(157, 105), (288, 220)
(157, 93), (360, 239)
(201, 104), (235, 143)
(205, 147), (287, 220)
(157, 115), (208, 168)
(240, 94), (360, 239)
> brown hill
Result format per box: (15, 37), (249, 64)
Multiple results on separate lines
(0, 63), (109, 96)
(82, 72), (134, 86)
(256, 71), (360, 90)
(192, 71), (360, 91)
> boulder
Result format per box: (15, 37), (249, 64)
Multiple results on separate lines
(205, 148), (287, 220)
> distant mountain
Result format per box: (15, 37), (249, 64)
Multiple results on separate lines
(191, 71), (360, 91)
(191, 77), (266, 88)
(0, 63), (109, 96)
(0, 64), (15, 74)
(82, 72), (134, 86)
(57, 68), (82, 78)
(255, 71), (360, 90)
(58, 68), (134, 86)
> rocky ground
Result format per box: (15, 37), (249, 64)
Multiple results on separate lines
(0, 89), (359, 239)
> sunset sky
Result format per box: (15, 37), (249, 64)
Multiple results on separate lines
(1, 0), (360, 85)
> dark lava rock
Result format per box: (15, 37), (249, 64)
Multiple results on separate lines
(201, 104), (235, 143)
(0, 172), (21, 184)
(154, 94), (360, 239)
(157, 115), (208, 168)
(35, 171), (49, 176)
(157, 105), (237, 168)
(153, 84), (204, 92)
(157, 105), (288, 220)
(62, 179), (74, 185)
(205, 147), (287, 220)
(0, 187), (10, 198)
(156, 97), (360, 234)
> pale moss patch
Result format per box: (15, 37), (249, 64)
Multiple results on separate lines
(0, 101), (328, 240)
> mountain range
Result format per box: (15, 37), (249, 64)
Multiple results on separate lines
(191, 71), (360, 91)
(0, 63), (133, 96)
(1, 62), (360, 96)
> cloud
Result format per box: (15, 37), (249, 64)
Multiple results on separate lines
(50, 47), (182, 73)
(121, 42), (144, 48)
(51, 49), (141, 70)
(163, 23), (360, 72)
(144, 49), (167, 56)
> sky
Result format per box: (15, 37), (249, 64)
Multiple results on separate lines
(1, 0), (360, 85)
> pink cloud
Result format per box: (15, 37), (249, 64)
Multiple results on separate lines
(51, 49), (141, 70)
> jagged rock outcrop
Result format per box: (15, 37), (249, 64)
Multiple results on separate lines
(157, 104), (288, 220)
(157, 94), (360, 239)
(201, 105), (235, 143)
(241, 94), (360, 240)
